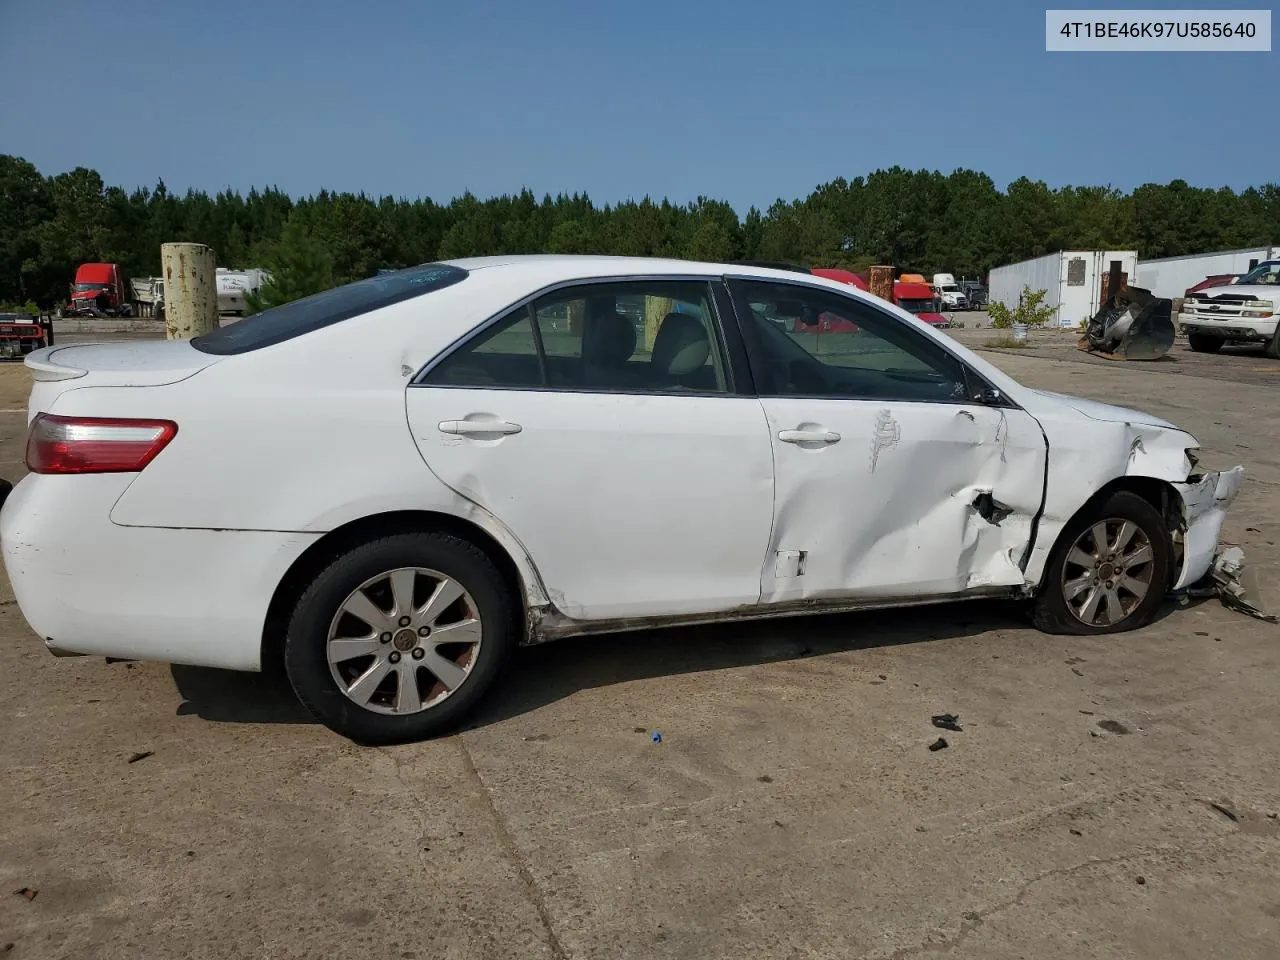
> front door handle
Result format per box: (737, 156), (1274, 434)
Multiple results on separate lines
(439, 419), (523, 436)
(778, 428), (841, 444)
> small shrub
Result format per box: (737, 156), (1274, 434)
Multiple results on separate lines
(988, 287), (1056, 329)
(0, 300), (40, 316)
(987, 336), (1029, 349)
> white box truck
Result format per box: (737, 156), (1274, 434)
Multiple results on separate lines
(988, 250), (1138, 328)
(1136, 245), (1280, 299)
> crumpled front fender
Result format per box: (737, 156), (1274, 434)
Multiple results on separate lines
(1171, 466), (1246, 590)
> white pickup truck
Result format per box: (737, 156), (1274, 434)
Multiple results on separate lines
(1180, 260), (1280, 356)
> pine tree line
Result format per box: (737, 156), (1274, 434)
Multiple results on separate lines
(3, 154), (1277, 309)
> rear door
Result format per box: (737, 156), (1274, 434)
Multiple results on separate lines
(726, 277), (1048, 604)
(405, 277), (776, 622)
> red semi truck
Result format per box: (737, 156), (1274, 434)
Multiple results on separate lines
(63, 262), (132, 317)
(892, 280), (951, 327)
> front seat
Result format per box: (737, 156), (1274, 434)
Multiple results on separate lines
(651, 313), (713, 389)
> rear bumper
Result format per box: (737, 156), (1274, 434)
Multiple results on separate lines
(0, 474), (320, 671)
(1172, 466), (1245, 590)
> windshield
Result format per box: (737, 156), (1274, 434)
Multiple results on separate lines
(1237, 262), (1280, 286)
(938, 284), (960, 293)
(74, 283), (110, 292)
(898, 298), (938, 313)
(191, 262), (469, 355)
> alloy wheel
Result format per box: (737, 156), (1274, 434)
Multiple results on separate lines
(326, 567), (482, 715)
(1060, 519), (1155, 627)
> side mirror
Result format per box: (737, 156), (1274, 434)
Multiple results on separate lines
(978, 387), (1003, 404)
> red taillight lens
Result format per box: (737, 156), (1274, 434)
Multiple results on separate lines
(25, 414), (178, 474)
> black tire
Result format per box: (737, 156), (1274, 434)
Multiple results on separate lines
(1031, 490), (1172, 636)
(1265, 326), (1280, 360)
(284, 532), (516, 744)
(1187, 333), (1223, 353)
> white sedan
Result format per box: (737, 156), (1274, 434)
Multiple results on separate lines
(0, 256), (1244, 744)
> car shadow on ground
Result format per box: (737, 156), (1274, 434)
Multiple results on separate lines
(168, 596), (1192, 732)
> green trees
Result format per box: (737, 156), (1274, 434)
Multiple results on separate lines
(1, 152), (1278, 310)
(243, 219), (335, 314)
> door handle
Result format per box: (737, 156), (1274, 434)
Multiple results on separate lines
(438, 419), (523, 436)
(778, 429), (841, 444)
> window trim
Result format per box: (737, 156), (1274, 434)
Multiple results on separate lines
(413, 275), (749, 398)
(723, 275), (1017, 409)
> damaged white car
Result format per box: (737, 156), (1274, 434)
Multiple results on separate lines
(0, 256), (1245, 744)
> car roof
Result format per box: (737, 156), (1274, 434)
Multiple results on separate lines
(439, 253), (829, 285)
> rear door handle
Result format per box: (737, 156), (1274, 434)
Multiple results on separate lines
(438, 419), (523, 436)
(778, 429), (841, 444)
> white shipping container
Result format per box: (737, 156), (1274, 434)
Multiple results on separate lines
(987, 251), (1138, 328)
(1136, 245), (1280, 299)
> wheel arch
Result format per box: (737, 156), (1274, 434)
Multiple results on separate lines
(260, 510), (533, 674)
(1032, 474), (1183, 594)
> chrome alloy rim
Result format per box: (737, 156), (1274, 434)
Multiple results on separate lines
(326, 568), (482, 715)
(1060, 519), (1154, 627)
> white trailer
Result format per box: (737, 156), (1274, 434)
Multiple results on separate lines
(215, 268), (271, 315)
(1136, 245), (1280, 299)
(988, 250), (1138, 328)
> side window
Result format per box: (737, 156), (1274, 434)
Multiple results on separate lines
(531, 281), (728, 393)
(734, 280), (968, 403)
(422, 308), (543, 388)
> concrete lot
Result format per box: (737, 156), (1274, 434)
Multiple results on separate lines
(2, 334), (1279, 960)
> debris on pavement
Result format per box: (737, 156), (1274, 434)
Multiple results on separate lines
(127, 750), (154, 764)
(1177, 546), (1278, 623)
(1070, 828), (1083, 836)
(757, 775), (773, 783)
(1097, 720), (1131, 735)
(13, 887), (36, 901)
(928, 737), (949, 752)
(633, 727), (646, 734)
(1205, 801), (1240, 823)
(651, 731), (662, 744)
(931, 714), (963, 732)
(1136, 876), (1146, 885)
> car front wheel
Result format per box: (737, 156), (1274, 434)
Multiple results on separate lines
(1032, 491), (1172, 636)
(285, 532), (516, 744)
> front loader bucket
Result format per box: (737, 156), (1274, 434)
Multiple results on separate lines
(1078, 284), (1176, 361)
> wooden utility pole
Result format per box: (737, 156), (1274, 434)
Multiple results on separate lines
(160, 243), (219, 339)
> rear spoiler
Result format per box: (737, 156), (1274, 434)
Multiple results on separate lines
(25, 347), (87, 382)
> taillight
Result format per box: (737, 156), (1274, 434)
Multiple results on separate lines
(25, 414), (178, 474)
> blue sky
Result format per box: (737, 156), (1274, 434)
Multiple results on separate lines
(1, 0), (1274, 212)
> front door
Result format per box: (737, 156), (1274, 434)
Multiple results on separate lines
(406, 278), (776, 621)
(727, 278), (1049, 604)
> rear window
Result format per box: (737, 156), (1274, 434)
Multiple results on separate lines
(190, 263), (469, 355)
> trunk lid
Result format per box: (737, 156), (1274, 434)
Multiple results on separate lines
(24, 341), (223, 422)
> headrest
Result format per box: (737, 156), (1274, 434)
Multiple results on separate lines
(652, 312), (710, 376)
(583, 311), (636, 367)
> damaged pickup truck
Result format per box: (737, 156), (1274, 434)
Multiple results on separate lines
(0, 256), (1246, 744)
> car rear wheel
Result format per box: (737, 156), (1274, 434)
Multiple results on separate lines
(285, 532), (516, 744)
(1031, 491), (1172, 636)
(1186, 333), (1223, 353)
